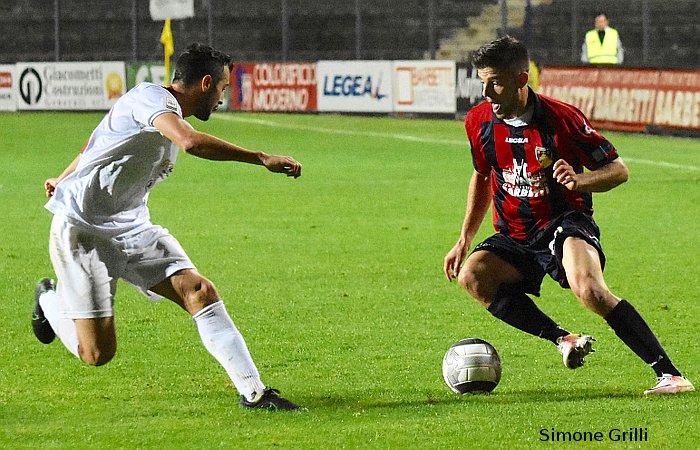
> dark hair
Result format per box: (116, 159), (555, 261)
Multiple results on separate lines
(172, 43), (233, 86)
(471, 36), (529, 74)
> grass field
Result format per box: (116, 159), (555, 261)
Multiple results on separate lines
(0, 111), (698, 449)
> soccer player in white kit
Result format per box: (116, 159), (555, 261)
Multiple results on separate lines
(33, 43), (303, 410)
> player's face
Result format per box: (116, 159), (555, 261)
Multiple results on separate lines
(477, 67), (523, 119)
(195, 66), (230, 121)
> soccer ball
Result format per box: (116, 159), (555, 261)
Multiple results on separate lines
(442, 338), (502, 394)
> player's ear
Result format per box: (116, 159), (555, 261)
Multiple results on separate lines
(516, 71), (529, 89)
(200, 74), (213, 92)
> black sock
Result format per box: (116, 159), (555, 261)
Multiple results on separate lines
(605, 300), (682, 377)
(487, 285), (569, 344)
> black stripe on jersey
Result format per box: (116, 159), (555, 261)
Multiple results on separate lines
(539, 125), (568, 219)
(493, 185), (510, 235)
(480, 119), (497, 169)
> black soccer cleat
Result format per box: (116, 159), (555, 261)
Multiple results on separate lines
(32, 278), (56, 344)
(239, 388), (304, 411)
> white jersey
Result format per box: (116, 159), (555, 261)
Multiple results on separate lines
(46, 82), (182, 236)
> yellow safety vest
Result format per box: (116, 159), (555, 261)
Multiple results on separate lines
(585, 27), (620, 64)
(528, 59), (540, 92)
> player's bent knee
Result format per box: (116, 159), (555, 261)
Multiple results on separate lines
(185, 276), (220, 309)
(457, 267), (476, 293)
(457, 268), (491, 307)
(572, 283), (615, 315)
(79, 345), (116, 366)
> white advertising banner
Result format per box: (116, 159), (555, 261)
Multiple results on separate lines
(317, 61), (393, 113)
(393, 60), (456, 113)
(15, 62), (126, 111)
(149, 0), (194, 20)
(0, 64), (16, 111)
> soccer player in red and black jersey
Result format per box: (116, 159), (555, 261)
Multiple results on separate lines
(443, 36), (693, 395)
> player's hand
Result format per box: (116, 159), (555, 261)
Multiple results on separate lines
(444, 239), (469, 282)
(261, 154), (302, 178)
(553, 159), (578, 191)
(45, 178), (59, 197)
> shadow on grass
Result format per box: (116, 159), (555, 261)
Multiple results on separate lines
(306, 386), (641, 410)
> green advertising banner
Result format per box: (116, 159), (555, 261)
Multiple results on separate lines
(126, 63), (168, 89)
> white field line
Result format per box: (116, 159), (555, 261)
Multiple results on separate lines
(213, 114), (700, 172)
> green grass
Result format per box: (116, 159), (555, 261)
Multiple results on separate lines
(0, 111), (698, 449)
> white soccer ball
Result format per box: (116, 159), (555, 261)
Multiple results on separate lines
(442, 338), (502, 394)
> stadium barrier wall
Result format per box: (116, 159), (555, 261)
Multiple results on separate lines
(0, 65), (16, 111)
(4, 60), (698, 135)
(13, 62), (126, 111)
(539, 67), (700, 132)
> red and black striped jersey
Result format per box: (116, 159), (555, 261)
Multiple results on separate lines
(465, 89), (618, 242)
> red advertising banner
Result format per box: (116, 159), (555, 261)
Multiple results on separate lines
(539, 67), (700, 132)
(654, 71), (700, 130)
(230, 62), (317, 112)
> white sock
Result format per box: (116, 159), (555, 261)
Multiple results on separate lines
(192, 301), (266, 402)
(39, 290), (80, 358)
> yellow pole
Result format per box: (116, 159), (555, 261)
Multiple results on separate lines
(160, 18), (174, 86)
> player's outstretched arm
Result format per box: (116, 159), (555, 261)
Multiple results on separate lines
(444, 170), (491, 282)
(45, 153), (81, 197)
(553, 157), (628, 192)
(153, 112), (301, 178)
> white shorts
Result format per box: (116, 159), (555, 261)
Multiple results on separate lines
(49, 216), (195, 319)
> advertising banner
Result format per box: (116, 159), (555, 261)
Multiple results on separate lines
(127, 63), (168, 89)
(230, 62), (317, 112)
(456, 62), (484, 115)
(652, 70), (700, 130)
(589, 69), (658, 132)
(393, 60), (456, 113)
(149, 0), (194, 20)
(15, 61), (126, 111)
(539, 67), (700, 132)
(316, 61), (393, 113)
(0, 64), (16, 111)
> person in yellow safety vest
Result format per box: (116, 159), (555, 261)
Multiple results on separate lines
(581, 13), (624, 65)
(527, 59), (540, 92)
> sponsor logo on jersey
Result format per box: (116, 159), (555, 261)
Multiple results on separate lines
(502, 158), (549, 198)
(582, 121), (595, 135)
(505, 137), (529, 144)
(146, 159), (174, 191)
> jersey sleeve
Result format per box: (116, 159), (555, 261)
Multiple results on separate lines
(131, 85), (182, 128)
(566, 107), (618, 170)
(465, 112), (490, 174)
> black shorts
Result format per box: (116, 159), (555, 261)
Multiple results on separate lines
(471, 212), (606, 296)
